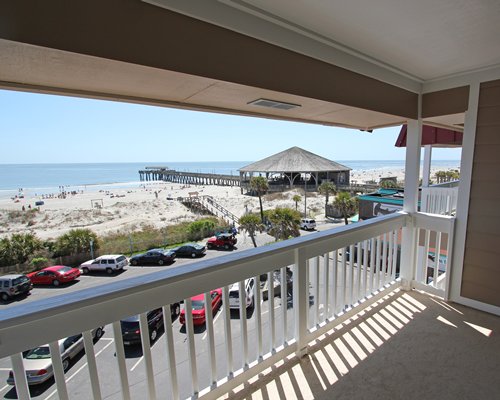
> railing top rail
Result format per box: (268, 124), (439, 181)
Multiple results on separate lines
(0, 212), (406, 358)
(414, 212), (455, 233)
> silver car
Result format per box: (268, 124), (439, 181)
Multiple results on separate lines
(7, 327), (103, 386)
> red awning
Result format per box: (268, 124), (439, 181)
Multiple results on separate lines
(395, 125), (463, 148)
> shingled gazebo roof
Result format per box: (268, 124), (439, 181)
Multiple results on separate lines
(239, 146), (351, 173)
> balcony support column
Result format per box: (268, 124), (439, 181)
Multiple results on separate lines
(294, 247), (308, 357)
(400, 118), (422, 290)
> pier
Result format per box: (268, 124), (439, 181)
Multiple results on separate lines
(139, 167), (240, 187)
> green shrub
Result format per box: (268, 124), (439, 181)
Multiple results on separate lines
(54, 229), (99, 257)
(186, 218), (218, 241)
(31, 257), (49, 270)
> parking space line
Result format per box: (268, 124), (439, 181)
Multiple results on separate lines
(0, 384), (8, 392)
(130, 356), (144, 372)
(0, 368), (11, 371)
(202, 308), (223, 340)
(44, 339), (114, 400)
(261, 303), (281, 315)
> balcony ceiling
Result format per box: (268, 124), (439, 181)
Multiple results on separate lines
(150, 0), (500, 83)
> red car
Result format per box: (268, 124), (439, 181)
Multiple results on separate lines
(179, 289), (222, 326)
(206, 233), (237, 250)
(27, 265), (81, 286)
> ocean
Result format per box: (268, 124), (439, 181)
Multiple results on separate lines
(0, 160), (461, 199)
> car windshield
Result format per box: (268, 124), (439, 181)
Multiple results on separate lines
(191, 300), (205, 310)
(117, 256), (126, 262)
(25, 346), (51, 359)
(56, 266), (72, 273)
(12, 276), (29, 285)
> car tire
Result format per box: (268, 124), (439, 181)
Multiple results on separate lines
(150, 329), (157, 342)
(131, 260), (137, 266)
(62, 358), (70, 372)
(224, 244), (230, 250)
(52, 279), (60, 287)
(82, 267), (89, 274)
(1, 293), (9, 302)
(191, 253), (196, 258)
(94, 327), (103, 340)
(158, 259), (164, 266)
(106, 268), (113, 275)
(207, 244), (213, 250)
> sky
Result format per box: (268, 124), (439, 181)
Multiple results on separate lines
(0, 89), (461, 164)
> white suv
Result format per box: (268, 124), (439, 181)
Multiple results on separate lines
(228, 278), (255, 309)
(300, 218), (316, 230)
(80, 255), (128, 275)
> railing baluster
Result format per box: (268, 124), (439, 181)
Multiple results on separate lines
(323, 253), (329, 321)
(253, 275), (263, 359)
(11, 353), (30, 400)
(185, 297), (199, 395)
(382, 233), (388, 286)
(162, 305), (179, 400)
(139, 312), (157, 400)
(238, 280), (249, 365)
(294, 248), (308, 357)
(375, 236), (381, 290)
(313, 256), (320, 326)
(387, 231), (394, 283)
(112, 321), (131, 400)
(280, 267), (288, 344)
(363, 240), (369, 297)
(83, 329), (102, 400)
(342, 248), (347, 310)
(332, 250), (338, 316)
(423, 229), (431, 284)
(369, 238), (376, 294)
(434, 232), (442, 288)
(49, 340), (69, 400)
(222, 286), (234, 375)
(354, 242), (361, 302)
(348, 244), (355, 306)
(391, 231), (398, 281)
(204, 292), (217, 386)
(267, 272), (275, 353)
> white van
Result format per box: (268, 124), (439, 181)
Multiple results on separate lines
(80, 255), (128, 274)
(300, 218), (316, 230)
(228, 278), (255, 309)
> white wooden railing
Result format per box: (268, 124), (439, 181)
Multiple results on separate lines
(0, 212), (453, 400)
(420, 186), (458, 215)
(413, 212), (455, 299)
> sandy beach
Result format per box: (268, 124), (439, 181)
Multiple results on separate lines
(0, 166), (457, 240)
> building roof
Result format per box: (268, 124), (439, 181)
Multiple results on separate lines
(239, 147), (351, 173)
(395, 125), (463, 148)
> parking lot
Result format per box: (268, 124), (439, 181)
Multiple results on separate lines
(0, 226), (334, 399)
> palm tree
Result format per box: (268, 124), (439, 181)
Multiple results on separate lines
(0, 233), (43, 266)
(318, 181), (337, 217)
(54, 229), (99, 256)
(292, 194), (301, 211)
(250, 176), (269, 223)
(333, 192), (357, 225)
(267, 207), (301, 241)
(238, 214), (265, 248)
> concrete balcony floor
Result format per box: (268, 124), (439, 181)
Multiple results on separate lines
(222, 289), (500, 400)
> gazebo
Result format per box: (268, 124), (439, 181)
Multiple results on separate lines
(239, 146), (351, 192)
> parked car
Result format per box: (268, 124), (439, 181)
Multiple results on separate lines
(206, 233), (237, 250)
(120, 303), (180, 345)
(179, 289), (222, 325)
(228, 278), (255, 309)
(300, 218), (317, 230)
(0, 274), (33, 302)
(6, 327), (103, 386)
(261, 269), (293, 300)
(80, 254), (128, 274)
(27, 265), (80, 286)
(129, 249), (176, 266)
(171, 243), (206, 258)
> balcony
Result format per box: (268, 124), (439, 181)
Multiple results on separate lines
(1, 211), (497, 400)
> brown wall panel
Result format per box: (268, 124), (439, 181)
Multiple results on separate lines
(461, 79), (500, 307)
(0, 0), (417, 118)
(422, 86), (469, 118)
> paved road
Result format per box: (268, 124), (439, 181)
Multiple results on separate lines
(0, 221), (342, 399)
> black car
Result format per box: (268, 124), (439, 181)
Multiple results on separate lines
(120, 303), (180, 345)
(129, 249), (176, 266)
(171, 243), (206, 258)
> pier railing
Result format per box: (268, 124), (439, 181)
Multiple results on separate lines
(178, 195), (240, 226)
(0, 212), (455, 399)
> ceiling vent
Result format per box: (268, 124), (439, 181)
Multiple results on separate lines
(248, 98), (301, 110)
